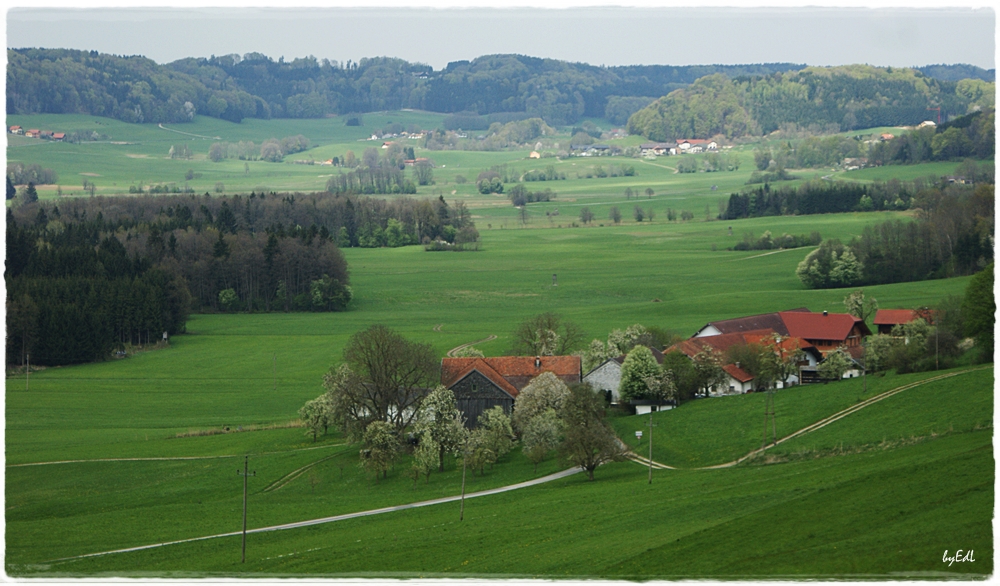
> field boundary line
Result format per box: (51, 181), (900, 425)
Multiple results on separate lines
(447, 335), (497, 357)
(48, 466), (583, 564)
(262, 453), (340, 492)
(8, 443), (346, 468)
(157, 123), (221, 140)
(731, 248), (804, 261)
(626, 367), (990, 471)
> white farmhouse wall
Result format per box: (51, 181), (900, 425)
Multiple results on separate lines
(583, 360), (623, 403)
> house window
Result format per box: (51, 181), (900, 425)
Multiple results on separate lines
(472, 383), (478, 392)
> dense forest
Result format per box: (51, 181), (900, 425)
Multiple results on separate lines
(6, 190), (477, 365)
(627, 66), (996, 140)
(8, 48), (993, 128)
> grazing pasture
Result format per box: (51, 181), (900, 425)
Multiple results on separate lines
(5, 111), (990, 579)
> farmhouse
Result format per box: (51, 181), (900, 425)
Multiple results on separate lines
(694, 308), (870, 355)
(9, 125), (22, 134)
(670, 331), (822, 394)
(583, 347), (665, 404)
(873, 308), (936, 335)
(639, 142), (677, 156)
(676, 139), (717, 152)
(25, 129), (40, 138)
(441, 356), (581, 427)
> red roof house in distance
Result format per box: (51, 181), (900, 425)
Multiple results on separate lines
(873, 309), (936, 335)
(441, 356), (581, 427)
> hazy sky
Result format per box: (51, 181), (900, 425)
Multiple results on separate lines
(6, 5), (996, 70)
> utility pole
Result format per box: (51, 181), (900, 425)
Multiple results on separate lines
(862, 338), (867, 395)
(26, 353), (29, 391)
(273, 353), (277, 391)
(237, 455), (256, 563)
(648, 409), (654, 484)
(459, 451), (467, 521)
(762, 388), (776, 448)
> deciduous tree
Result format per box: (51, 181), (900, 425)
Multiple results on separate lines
(510, 312), (583, 356)
(323, 325), (437, 438)
(521, 408), (563, 472)
(512, 371), (571, 435)
(359, 420), (399, 481)
(618, 345), (661, 402)
(558, 384), (627, 481)
(414, 386), (466, 472)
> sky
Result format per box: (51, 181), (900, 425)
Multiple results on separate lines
(5, 4), (997, 71)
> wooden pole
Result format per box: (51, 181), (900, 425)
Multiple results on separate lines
(238, 455), (256, 563)
(26, 354), (29, 391)
(459, 453), (467, 521)
(648, 409), (653, 484)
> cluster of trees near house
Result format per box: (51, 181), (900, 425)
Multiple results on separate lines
(627, 66), (995, 140)
(850, 280), (994, 375)
(795, 182), (993, 288)
(870, 110), (995, 165)
(742, 109), (995, 176)
(300, 322), (626, 483)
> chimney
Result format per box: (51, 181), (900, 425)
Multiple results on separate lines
(735, 361), (741, 369)
(535, 356), (541, 369)
(823, 310), (828, 316)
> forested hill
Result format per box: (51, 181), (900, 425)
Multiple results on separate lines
(5, 48), (806, 125)
(626, 65), (997, 140)
(8, 47), (991, 127)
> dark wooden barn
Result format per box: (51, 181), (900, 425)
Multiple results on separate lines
(440, 356), (581, 428)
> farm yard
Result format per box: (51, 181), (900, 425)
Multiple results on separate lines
(6, 106), (994, 579)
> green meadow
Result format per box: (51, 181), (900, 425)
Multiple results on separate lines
(6, 112), (973, 216)
(5, 111), (991, 579)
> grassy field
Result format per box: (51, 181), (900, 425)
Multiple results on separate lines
(7, 113), (972, 217)
(5, 207), (985, 577)
(4, 115), (991, 577)
(10, 367), (991, 579)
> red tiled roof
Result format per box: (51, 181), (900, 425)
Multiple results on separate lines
(723, 363), (754, 383)
(873, 309), (923, 326)
(779, 311), (871, 341)
(441, 356), (581, 395)
(443, 358), (521, 398)
(698, 308), (810, 337)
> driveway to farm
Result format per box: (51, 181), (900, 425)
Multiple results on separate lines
(625, 367), (989, 471)
(446, 335), (497, 357)
(50, 466), (582, 564)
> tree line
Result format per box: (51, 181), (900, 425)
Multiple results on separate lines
(795, 183), (994, 289)
(4, 48), (824, 126)
(628, 66), (995, 140)
(723, 179), (917, 220)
